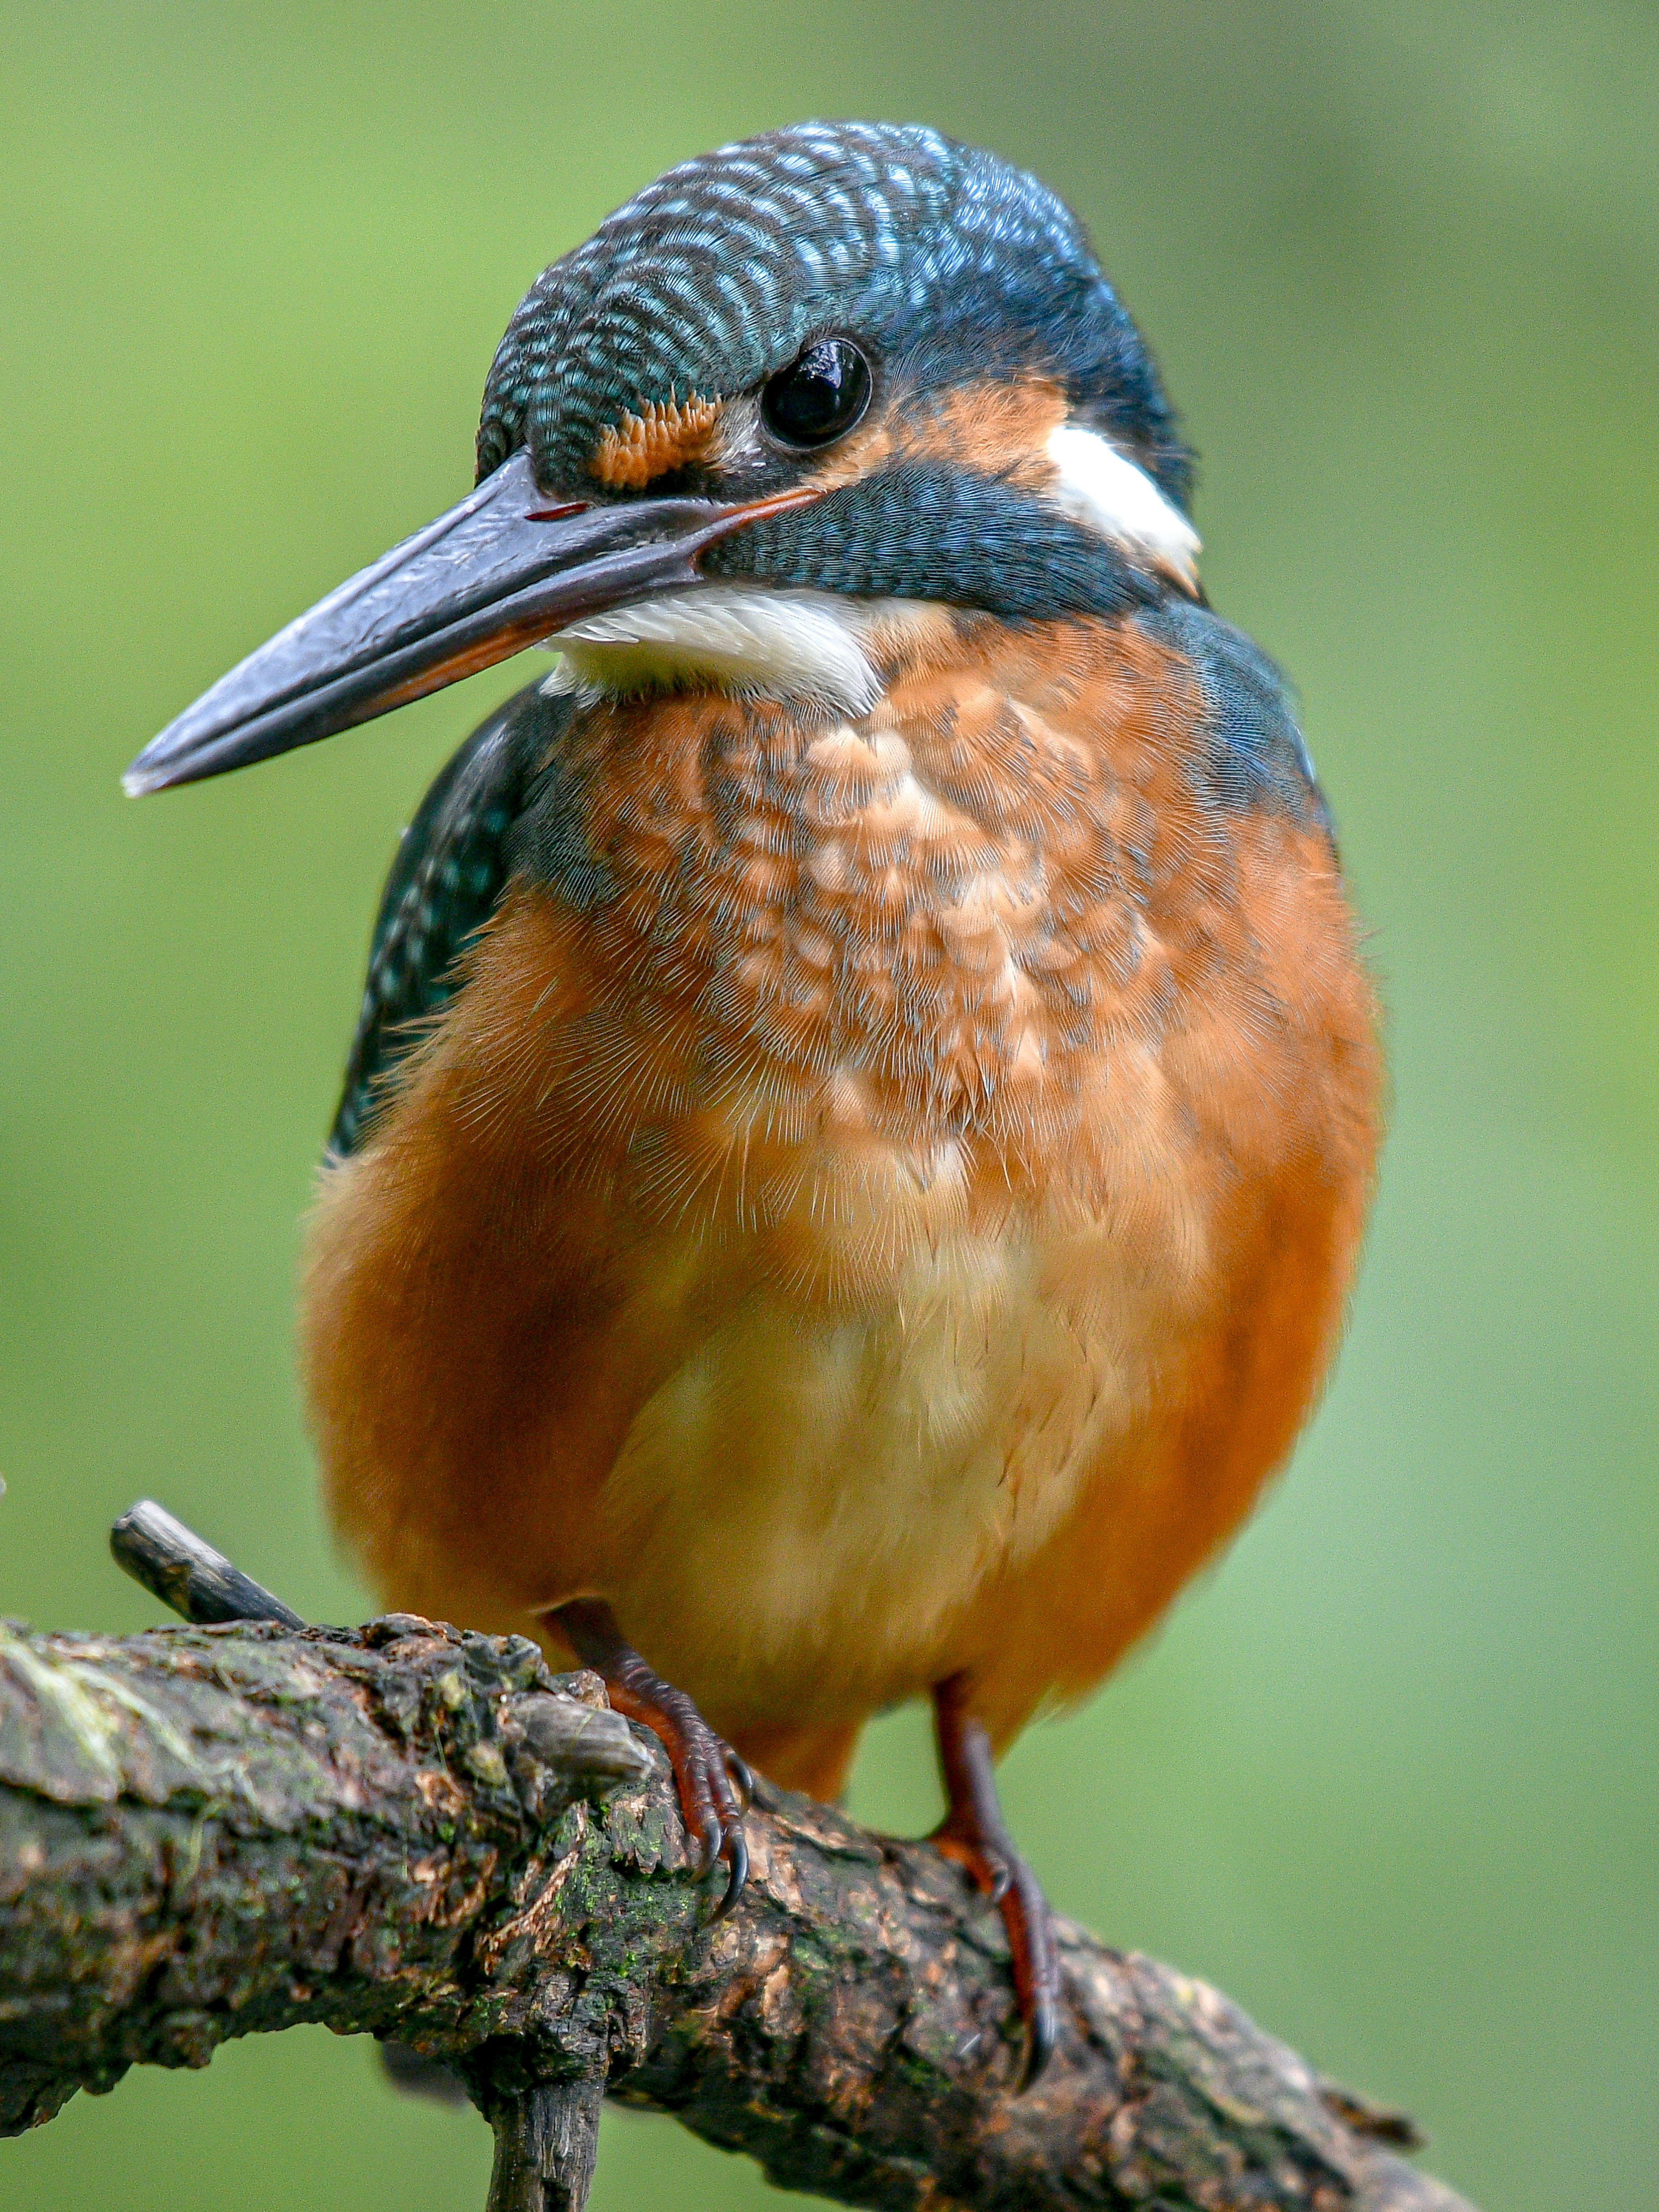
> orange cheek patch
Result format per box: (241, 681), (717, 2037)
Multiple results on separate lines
(590, 395), (723, 488)
(805, 375), (1068, 494)
(896, 375), (1068, 485)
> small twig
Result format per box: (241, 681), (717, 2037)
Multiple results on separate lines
(484, 2074), (606, 2212)
(1320, 2081), (1427, 2152)
(105, 1501), (614, 2210)
(109, 1498), (305, 1628)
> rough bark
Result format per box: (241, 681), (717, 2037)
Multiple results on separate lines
(0, 1596), (1473, 2212)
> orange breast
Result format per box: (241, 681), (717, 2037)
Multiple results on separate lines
(303, 611), (1382, 1792)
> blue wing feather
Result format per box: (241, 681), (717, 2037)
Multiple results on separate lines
(329, 681), (571, 1157)
(1140, 600), (1332, 837)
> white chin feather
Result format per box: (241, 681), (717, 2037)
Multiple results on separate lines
(544, 585), (890, 713)
(1045, 423), (1201, 592)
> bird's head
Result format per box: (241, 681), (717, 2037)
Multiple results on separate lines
(128, 121), (1199, 793)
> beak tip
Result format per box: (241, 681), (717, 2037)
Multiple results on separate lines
(123, 750), (168, 798)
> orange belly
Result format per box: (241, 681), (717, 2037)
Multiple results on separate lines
(303, 613), (1382, 1798)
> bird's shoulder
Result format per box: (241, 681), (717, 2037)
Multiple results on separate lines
(330, 679), (571, 1156)
(1136, 597), (1331, 833)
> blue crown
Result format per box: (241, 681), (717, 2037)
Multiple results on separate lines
(477, 121), (1189, 505)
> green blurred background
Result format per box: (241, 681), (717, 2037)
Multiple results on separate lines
(3, 3), (1655, 2206)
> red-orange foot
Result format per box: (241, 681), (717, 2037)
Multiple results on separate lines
(931, 1673), (1061, 2087)
(551, 1599), (751, 1917)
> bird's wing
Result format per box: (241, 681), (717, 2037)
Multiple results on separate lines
(1143, 599), (1332, 833)
(329, 680), (570, 1157)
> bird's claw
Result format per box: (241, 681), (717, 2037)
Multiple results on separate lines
(934, 1819), (1059, 2085)
(710, 1818), (748, 1921)
(701, 1750), (753, 1920)
(547, 1599), (750, 1921)
(929, 1675), (1063, 2091)
(642, 1684), (750, 1915)
(932, 1819), (1010, 1900)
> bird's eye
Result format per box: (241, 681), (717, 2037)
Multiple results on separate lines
(760, 338), (872, 449)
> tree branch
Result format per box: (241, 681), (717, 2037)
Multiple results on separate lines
(0, 1510), (1475, 2212)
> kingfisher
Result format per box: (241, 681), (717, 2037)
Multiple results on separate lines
(127, 121), (1382, 2082)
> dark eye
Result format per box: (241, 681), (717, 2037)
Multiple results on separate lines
(760, 338), (872, 449)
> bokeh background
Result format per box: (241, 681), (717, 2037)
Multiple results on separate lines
(3, 3), (1655, 2206)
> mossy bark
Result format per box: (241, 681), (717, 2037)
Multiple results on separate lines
(0, 1615), (1473, 2212)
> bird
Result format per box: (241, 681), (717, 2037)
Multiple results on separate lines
(127, 120), (1382, 2083)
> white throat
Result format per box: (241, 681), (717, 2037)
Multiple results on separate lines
(544, 586), (924, 714)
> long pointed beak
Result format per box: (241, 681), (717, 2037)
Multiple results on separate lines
(125, 448), (814, 795)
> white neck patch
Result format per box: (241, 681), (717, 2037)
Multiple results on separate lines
(1045, 422), (1201, 593)
(544, 585), (928, 714)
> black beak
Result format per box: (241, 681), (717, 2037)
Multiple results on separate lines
(125, 448), (814, 795)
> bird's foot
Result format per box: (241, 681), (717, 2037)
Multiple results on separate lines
(933, 1819), (1058, 2085)
(550, 1599), (750, 1918)
(931, 1674), (1061, 2088)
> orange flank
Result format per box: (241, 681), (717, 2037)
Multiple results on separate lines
(304, 608), (1382, 1803)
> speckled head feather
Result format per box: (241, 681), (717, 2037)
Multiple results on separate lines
(477, 121), (1190, 508)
